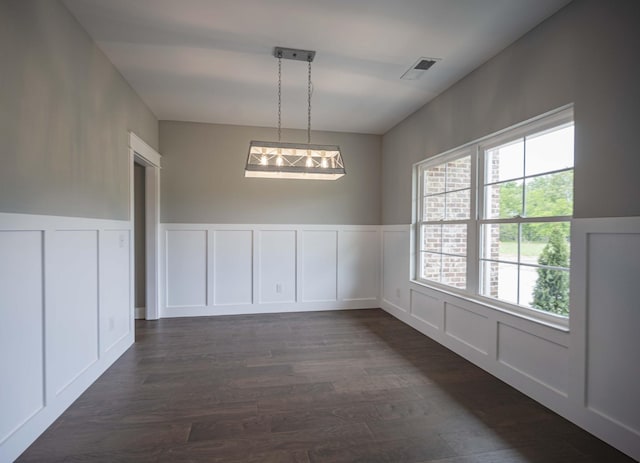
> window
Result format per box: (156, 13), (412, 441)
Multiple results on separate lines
(418, 153), (473, 289)
(416, 107), (574, 321)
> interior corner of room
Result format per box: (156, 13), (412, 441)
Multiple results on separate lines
(1, 0), (639, 462)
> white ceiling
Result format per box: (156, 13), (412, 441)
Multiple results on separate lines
(63, 0), (572, 135)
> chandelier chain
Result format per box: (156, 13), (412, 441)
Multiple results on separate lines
(277, 54), (282, 142)
(307, 58), (312, 145)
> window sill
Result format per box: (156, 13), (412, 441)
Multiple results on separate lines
(408, 279), (570, 333)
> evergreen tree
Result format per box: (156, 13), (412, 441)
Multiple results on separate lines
(532, 229), (570, 315)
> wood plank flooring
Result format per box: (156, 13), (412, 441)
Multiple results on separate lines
(17, 309), (634, 462)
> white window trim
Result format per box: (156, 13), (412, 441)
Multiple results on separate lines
(412, 105), (574, 329)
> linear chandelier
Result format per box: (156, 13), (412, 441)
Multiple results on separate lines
(244, 47), (345, 180)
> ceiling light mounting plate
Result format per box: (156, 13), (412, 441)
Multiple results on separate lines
(274, 46), (315, 62)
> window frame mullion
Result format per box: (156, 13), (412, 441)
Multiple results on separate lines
(467, 146), (480, 295)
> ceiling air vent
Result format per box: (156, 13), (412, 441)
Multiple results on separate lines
(401, 57), (440, 80)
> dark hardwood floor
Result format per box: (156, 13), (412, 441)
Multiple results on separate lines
(18, 309), (633, 462)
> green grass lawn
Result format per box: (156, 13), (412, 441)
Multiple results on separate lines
(499, 241), (546, 257)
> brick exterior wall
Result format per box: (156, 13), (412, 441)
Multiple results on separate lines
(422, 157), (469, 289)
(422, 155), (500, 295)
(488, 155), (500, 297)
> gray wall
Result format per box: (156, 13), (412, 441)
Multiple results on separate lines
(160, 121), (381, 224)
(382, 0), (640, 224)
(0, 0), (158, 220)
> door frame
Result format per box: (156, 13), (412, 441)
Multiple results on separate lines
(129, 132), (161, 320)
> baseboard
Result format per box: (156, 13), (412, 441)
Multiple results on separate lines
(160, 300), (378, 318)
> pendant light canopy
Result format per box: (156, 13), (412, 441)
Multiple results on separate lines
(244, 47), (345, 180)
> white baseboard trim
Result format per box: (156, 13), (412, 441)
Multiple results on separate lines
(161, 300), (378, 318)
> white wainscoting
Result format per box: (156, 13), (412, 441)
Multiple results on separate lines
(160, 224), (380, 317)
(380, 220), (640, 462)
(259, 230), (296, 304)
(0, 213), (134, 463)
(301, 230), (337, 302)
(3, 216), (638, 461)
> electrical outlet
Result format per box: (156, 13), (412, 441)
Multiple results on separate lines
(276, 283), (282, 294)
(119, 233), (126, 248)
(395, 288), (401, 298)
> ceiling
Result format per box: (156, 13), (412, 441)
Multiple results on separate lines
(63, 0), (572, 135)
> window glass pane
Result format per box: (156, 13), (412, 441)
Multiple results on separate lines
(521, 222), (570, 267)
(421, 252), (441, 282)
(443, 224), (467, 256)
(525, 125), (574, 176)
(445, 189), (470, 220)
(424, 165), (445, 196)
(446, 156), (471, 191)
(480, 223), (518, 262)
(442, 256), (466, 289)
(484, 180), (523, 219)
(528, 267), (570, 316)
(424, 194), (445, 221)
(519, 265), (537, 307)
(480, 261), (518, 305)
(480, 260), (499, 299)
(524, 170), (573, 217)
(485, 139), (524, 183)
(422, 225), (442, 252)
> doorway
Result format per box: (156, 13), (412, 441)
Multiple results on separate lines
(134, 162), (146, 319)
(129, 132), (161, 320)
